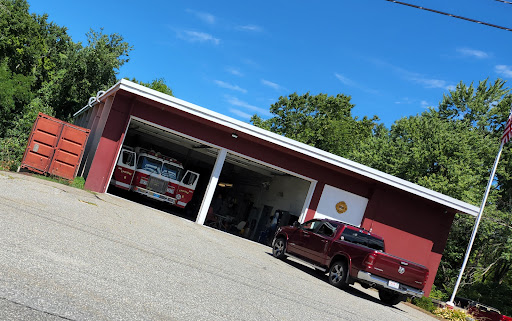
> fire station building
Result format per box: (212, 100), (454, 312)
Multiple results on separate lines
(74, 79), (479, 295)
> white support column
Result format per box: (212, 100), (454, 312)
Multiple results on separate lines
(196, 148), (227, 225)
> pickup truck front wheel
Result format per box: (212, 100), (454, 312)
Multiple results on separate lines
(378, 289), (404, 306)
(272, 237), (287, 260)
(328, 261), (348, 289)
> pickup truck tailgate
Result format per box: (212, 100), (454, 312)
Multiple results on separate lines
(371, 252), (427, 289)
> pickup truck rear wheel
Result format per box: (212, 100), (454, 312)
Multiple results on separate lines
(328, 261), (348, 288)
(272, 237), (286, 260)
(378, 289), (404, 306)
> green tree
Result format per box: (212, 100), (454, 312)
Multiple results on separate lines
(251, 92), (378, 156)
(126, 77), (174, 96)
(349, 79), (512, 314)
(0, 0), (133, 170)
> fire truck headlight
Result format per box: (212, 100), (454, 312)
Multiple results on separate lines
(140, 177), (148, 186)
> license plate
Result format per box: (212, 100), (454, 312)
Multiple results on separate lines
(388, 280), (400, 289)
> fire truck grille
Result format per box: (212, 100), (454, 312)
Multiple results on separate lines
(147, 176), (167, 194)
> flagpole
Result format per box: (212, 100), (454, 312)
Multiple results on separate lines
(446, 139), (505, 307)
(446, 107), (512, 307)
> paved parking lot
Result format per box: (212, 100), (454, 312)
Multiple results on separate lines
(0, 172), (438, 320)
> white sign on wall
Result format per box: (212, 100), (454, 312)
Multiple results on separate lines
(314, 184), (369, 227)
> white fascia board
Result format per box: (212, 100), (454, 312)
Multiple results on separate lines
(98, 79), (480, 217)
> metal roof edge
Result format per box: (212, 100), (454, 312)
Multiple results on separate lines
(103, 79), (480, 217)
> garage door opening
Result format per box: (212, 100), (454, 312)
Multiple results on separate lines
(107, 118), (218, 221)
(204, 152), (314, 244)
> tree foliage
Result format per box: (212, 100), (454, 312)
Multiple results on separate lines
(349, 79), (512, 315)
(0, 0), (132, 169)
(126, 77), (174, 96)
(251, 92), (378, 156)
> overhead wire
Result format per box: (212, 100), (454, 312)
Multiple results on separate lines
(384, 0), (512, 32)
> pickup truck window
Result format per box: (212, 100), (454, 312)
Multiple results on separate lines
(341, 229), (385, 251)
(302, 220), (323, 231)
(317, 222), (337, 237)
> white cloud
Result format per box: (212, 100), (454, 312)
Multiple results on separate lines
(394, 97), (412, 104)
(177, 30), (220, 45)
(261, 79), (281, 91)
(226, 96), (271, 116)
(420, 100), (430, 108)
(226, 67), (243, 77)
(229, 108), (253, 119)
(411, 77), (455, 90)
(496, 65), (512, 78)
(237, 24), (263, 32)
(214, 80), (247, 93)
(334, 73), (379, 94)
(186, 9), (216, 24)
(334, 73), (356, 87)
(370, 59), (455, 91)
(457, 48), (489, 59)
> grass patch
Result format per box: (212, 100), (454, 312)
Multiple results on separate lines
(35, 174), (86, 190)
(79, 199), (97, 206)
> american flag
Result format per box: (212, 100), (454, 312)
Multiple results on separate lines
(502, 116), (512, 144)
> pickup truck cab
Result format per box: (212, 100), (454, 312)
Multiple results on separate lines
(272, 219), (429, 305)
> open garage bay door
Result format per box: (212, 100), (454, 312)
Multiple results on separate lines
(107, 118), (219, 220)
(206, 152), (314, 244)
(108, 118), (315, 244)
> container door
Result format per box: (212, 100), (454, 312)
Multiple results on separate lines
(21, 115), (62, 174)
(48, 124), (90, 180)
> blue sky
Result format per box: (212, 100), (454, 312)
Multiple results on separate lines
(30, 0), (512, 127)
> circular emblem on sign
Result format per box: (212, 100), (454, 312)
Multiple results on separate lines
(335, 201), (348, 214)
(398, 266), (405, 274)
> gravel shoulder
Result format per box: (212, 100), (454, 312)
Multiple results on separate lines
(0, 171), (438, 321)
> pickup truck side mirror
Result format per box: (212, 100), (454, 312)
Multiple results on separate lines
(292, 221), (300, 228)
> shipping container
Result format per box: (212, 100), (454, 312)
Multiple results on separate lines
(20, 113), (90, 180)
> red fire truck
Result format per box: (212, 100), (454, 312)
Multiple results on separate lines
(110, 146), (200, 209)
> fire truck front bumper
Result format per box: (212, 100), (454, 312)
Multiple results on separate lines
(132, 186), (176, 204)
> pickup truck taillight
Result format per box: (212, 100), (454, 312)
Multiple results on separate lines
(363, 253), (376, 268)
(423, 270), (429, 286)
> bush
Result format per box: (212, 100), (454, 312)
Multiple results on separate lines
(433, 307), (473, 321)
(411, 296), (438, 313)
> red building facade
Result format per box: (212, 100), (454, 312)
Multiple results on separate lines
(75, 80), (479, 295)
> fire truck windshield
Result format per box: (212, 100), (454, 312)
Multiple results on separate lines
(162, 163), (182, 180)
(137, 156), (162, 174)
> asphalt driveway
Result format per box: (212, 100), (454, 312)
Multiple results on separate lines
(0, 172), (438, 320)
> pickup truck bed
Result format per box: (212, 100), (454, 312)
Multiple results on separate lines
(272, 218), (429, 305)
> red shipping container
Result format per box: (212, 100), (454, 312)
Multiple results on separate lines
(20, 113), (90, 180)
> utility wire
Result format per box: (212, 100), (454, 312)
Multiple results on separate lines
(385, 0), (512, 32)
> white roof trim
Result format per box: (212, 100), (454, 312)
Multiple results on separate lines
(90, 79), (480, 217)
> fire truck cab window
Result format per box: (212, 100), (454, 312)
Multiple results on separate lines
(138, 156), (162, 174)
(162, 163), (182, 180)
(182, 171), (198, 186)
(121, 150), (135, 167)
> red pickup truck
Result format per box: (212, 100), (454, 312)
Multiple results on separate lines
(272, 218), (429, 305)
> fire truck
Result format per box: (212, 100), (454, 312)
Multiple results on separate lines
(110, 146), (199, 209)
